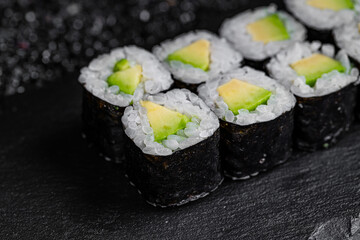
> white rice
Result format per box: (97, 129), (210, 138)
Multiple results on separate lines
(334, 15), (360, 63)
(219, 5), (307, 61)
(78, 46), (173, 107)
(152, 30), (242, 85)
(197, 67), (296, 126)
(266, 41), (359, 98)
(122, 89), (219, 156)
(285, 0), (360, 30)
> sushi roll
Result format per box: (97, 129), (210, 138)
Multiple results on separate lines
(334, 15), (360, 64)
(198, 67), (296, 180)
(79, 46), (173, 162)
(334, 16), (360, 118)
(122, 89), (222, 207)
(219, 5), (306, 70)
(285, 0), (358, 43)
(152, 30), (242, 92)
(267, 41), (359, 151)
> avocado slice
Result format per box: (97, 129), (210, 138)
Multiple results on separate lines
(217, 79), (272, 114)
(140, 101), (190, 142)
(107, 65), (142, 95)
(167, 39), (211, 71)
(246, 14), (290, 44)
(113, 59), (131, 72)
(307, 0), (354, 11)
(290, 54), (346, 87)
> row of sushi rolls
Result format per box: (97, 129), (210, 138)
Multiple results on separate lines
(79, 0), (360, 207)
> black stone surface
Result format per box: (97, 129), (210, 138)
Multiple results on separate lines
(1, 1), (360, 239)
(309, 214), (360, 239)
(1, 76), (360, 239)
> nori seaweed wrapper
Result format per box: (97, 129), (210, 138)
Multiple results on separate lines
(294, 84), (357, 151)
(243, 58), (270, 72)
(124, 129), (223, 207)
(172, 79), (199, 93)
(307, 28), (335, 45)
(356, 85), (360, 120)
(348, 58), (360, 120)
(82, 86), (125, 162)
(221, 109), (294, 180)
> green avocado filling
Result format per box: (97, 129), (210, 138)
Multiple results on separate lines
(217, 79), (272, 114)
(113, 58), (131, 72)
(246, 14), (290, 44)
(290, 54), (346, 87)
(107, 59), (143, 95)
(307, 0), (354, 11)
(141, 101), (190, 142)
(167, 39), (211, 71)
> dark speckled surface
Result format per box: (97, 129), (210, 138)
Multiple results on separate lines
(1, 0), (360, 239)
(1, 78), (360, 239)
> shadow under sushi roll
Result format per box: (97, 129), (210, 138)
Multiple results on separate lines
(267, 41), (359, 151)
(198, 67), (296, 180)
(122, 89), (222, 207)
(79, 46), (173, 162)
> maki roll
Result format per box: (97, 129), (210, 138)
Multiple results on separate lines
(198, 67), (296, 180)
(267, 42), (359, 151)
(152, 30), (242, 92)
(219, 5), (306, 70)
(285, 0), (358, 43)
(79, 46), (173, 162)
(334, 16), (360, 118)
(334, 15), (360, 63)
(122, 89), (222, 207)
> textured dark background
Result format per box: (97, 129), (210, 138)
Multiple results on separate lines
(1, 0), (360, 239)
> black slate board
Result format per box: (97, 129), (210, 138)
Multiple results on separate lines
(1, 77), (360, 240)
(1, 1), (360, 239)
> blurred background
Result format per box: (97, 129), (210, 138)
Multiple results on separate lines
(0, 0), (283, 98)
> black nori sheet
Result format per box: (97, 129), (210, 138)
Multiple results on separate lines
(220, 109), (294, 180)
(356, 85), (360, 120)
(124, 128), (223, 207)
(294, 84), (357, 151)
(243, 58), (270, 72)
(306, 28), (335, 45)
(348, 59), (360, 120)
(82, 87), (125, 162)
(172, 79), (200, 93)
